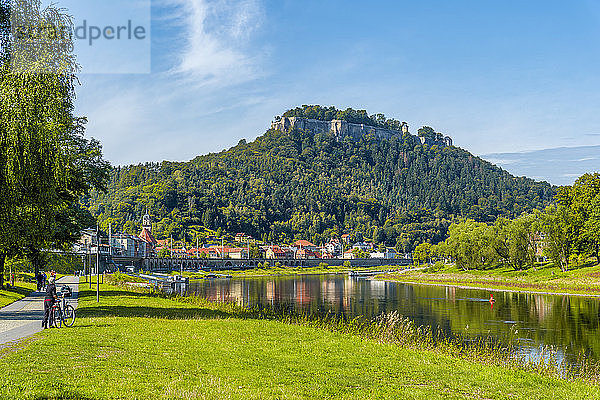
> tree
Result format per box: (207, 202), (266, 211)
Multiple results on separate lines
(351, 248), (370, 259)
(537, 206), (573, 272)
(445, 219), (495, 270)
(413, 243), (433, 266)
(249, 245), (262, 258)
(558, 173), (600, 263)
(0, 0), (109, 285)
(489, 216), (536, 270)
(506, 214), (537, 270)
(586, 195), (600, 264)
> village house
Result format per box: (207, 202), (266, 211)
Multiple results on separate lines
(325, 238), (343, 257)
(234, 233), (254, 244)
(221, 247), (249, 259)
(352, 242), (373, 251)
(77, 228), (111, 255)
(170, 248), (189, 258)
(296, 247), (319, 259)
(319, 247), (335, 259)
(187, 247), (220, 259)
(370, 248), (397, 259)
(266, 245), (294, 259)
(293, 240), (317, 251)
(266, 245), (287, 259)
(343, 249), (356, 259)
(110, 233), (147, 258)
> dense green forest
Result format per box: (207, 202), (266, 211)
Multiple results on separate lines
(86, 108), (554, 251)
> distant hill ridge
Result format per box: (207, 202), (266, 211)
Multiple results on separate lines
(87, 105), (554, 250)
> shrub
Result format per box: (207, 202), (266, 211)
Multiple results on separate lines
(425, 262), (445, 273)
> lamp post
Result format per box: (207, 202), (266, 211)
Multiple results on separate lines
(88, 245), (91, 289)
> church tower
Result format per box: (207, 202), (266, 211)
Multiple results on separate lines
(143, 211), (152, 233)
(140, 210), (157, 256)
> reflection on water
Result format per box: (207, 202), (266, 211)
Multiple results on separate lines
(183, 275), (600, 365)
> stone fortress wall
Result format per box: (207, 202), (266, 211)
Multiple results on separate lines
(271, 117), (453, 147)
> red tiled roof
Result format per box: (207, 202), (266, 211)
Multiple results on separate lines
(294, 240), (316, 247)
(268, 245), (286, 255)
(187, 248), (217, 255)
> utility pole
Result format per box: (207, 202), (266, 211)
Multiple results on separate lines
(221, 237), (224, 269)
(96, 224), (100, 302)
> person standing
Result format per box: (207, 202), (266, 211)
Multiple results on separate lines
(36, 271), (44, 291)
(42, 277), (58, 329)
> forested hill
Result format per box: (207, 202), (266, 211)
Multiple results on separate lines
(86, 112), (555, 251)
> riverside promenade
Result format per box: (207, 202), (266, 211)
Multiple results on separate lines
(0, 276), (79, 348)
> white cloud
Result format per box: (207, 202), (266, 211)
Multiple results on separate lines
(169, 0), (265, 86)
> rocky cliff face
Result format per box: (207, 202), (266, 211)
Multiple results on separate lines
(271, 117), (403, 141)
(271, 116), (453, 147)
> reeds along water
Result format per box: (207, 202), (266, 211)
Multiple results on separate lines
(171, 294), (600, 383)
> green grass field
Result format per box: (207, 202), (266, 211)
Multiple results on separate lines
(1, 283), (599, 399)
(381, 261), (600, 296)
(0, 281), (35, 309)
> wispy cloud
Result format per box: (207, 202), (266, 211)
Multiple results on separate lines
(168, 0), (265, 86)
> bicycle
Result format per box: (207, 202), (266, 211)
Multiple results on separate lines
(50, 286), (76, 328)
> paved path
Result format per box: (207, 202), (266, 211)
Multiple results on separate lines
(0, 276), (79, 348)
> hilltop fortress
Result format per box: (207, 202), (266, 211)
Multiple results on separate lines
(271, 116), (453, 147)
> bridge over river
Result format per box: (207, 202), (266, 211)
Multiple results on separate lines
(75, 250), (411, 273)
(140, 256), (411, 272)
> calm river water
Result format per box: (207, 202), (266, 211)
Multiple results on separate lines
(183, 274), (600, 365)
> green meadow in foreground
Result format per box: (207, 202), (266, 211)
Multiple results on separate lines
(1, 283), (599, 399)
(381, 262), (600, 296)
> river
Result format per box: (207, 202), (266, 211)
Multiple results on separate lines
(181, 274), (600, 366)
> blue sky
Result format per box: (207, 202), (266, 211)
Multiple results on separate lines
(58, 0), (600, 167)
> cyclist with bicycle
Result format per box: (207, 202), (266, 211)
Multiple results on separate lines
(42, 276), (58, 329)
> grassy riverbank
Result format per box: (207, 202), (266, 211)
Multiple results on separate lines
(1, 283), (599, 399)
(0, 282), (35, 309)
(380, 262), (600, 296)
